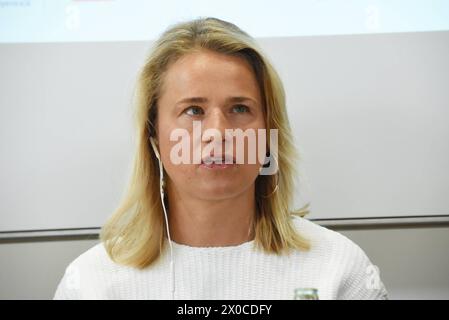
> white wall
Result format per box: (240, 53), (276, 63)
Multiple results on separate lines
(2, 31), (449, 233)
(1, 224), (448, 300)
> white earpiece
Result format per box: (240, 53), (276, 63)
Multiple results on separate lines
(150, 137), (165, 189)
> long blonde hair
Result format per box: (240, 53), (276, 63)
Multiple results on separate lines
(100, 17), (310, 269)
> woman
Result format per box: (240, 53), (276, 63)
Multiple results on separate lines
(54, 17), (388, 300)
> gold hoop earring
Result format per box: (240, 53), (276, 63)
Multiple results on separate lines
(259, 151), (279, 198)
(260, 172), (279, 198)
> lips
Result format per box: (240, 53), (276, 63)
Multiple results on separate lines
(201, 154), (235, 165)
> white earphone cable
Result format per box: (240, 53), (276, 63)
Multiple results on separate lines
(151, 137), (175, 300)
(159, 159), (175, 300)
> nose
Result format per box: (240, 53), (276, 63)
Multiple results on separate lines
(202, 108), (231, 143)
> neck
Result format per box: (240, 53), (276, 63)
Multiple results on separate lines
(166, 183), (256, 247)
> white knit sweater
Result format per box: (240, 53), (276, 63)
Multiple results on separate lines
(53, 216), (388, 300)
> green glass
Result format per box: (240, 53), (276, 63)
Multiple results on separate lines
(293, 288), (319, 300)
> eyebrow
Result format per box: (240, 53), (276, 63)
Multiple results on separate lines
(175, 96), (258, 106)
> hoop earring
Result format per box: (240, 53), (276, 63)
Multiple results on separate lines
(259, 153), (279, 198)
(260, 172), (279, 198)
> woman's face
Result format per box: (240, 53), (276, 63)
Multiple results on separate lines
(156, 48), (265, 201)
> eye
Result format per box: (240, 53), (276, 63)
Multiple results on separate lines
(232, 104), (250, 113)
(184, 106), (204, 116)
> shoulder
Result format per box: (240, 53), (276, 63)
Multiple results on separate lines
(290, 215), (389, 299)
(53, 242), (120, 299)
(290, 214), (353, 250)
(290, 215), (364, 265)
(63, 241), (114, 274)
(71, 242), (111, 267)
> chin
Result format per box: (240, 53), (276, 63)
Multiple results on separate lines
(196, 184), (242, 201)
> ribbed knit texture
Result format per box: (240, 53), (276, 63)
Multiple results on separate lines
(53, 216), (388, 300)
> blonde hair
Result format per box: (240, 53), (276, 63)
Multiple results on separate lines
(100, 17), (311, 269)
